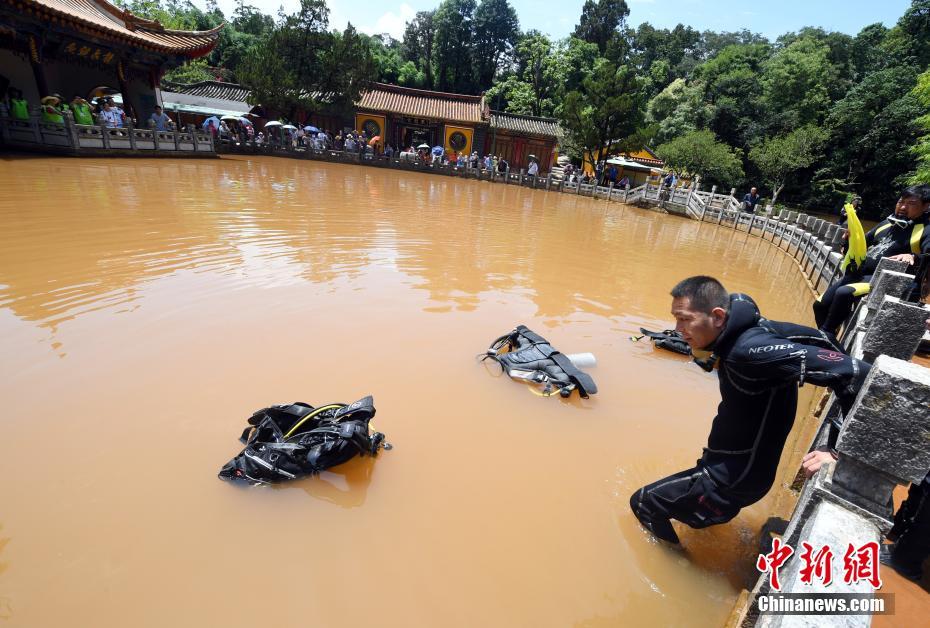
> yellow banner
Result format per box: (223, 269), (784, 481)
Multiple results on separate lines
(355, 114), (386, 148)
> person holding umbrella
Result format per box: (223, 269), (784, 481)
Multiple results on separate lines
(527, 155), (539, 177)
(263, 120), (282, 147)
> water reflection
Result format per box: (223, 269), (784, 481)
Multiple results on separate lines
(276, 457), (376, 508)
(0, 156), (812, 336)
(0, 155), (819, 628)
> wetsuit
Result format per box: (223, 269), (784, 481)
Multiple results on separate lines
(630, 294), (870, 544)
(813, 213), (930, 335)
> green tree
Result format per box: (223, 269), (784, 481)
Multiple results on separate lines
(882, 0), (930, 68)
(698, 29), (768, 60)
(646, 78), (708, 144)
(485, 75), (536, 115)
(513, 31), (555, 116)
(694, 43), (771, 149)
(367, 34), (404, 84)
(819, 65), (923, 213)
(433, 0), (477, 93)
(274, 0), (330, 88)
(911, 69), (930, 183)
(758, 37), (838, 133)
(573, 0), (629, 56)
(232, 1), (274, 36)
(164, 58), (214, 83)
(850, 23), (889, 79)
(397, 61), (426, 88)
(749, 125), (829, 205)
(656, 130), (745, 185)
(561, 60), (646, 172)
(319, 24), (377, 111)
(402, 11), (436, 88)
(237, 38), (298, 113)
(472, 0), (520, 89)
(527, 36), (599, 104)
(630, 22), (702, 89)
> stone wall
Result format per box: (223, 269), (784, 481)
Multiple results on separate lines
(734, 266), (930, 626)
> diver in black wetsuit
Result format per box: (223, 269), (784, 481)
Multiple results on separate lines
(630, 276), (871, 545)
(814, 185), (930, 335)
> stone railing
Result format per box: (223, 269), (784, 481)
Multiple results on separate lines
(734, 262), (930, 627)
(696, 206), (849, 293)
(0, 105), (216, 156)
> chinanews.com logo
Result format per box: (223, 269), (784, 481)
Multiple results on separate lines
(754, 539), (895, 616)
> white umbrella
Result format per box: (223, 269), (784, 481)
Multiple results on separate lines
(220, 115), (241, 122)
(417, 143), (430, 150)
(264, 120), (283, 127)
(281, 124), (297, 130)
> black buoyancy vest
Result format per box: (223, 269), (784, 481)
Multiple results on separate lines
(862, 215), (929, 275)
(636, 328), (691, 355)
(218, 395), (385, 484)
(483, 325), (597, 398)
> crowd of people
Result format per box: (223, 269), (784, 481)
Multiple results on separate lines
(5, 88), (133, 129)
(207, 120), (550, 176)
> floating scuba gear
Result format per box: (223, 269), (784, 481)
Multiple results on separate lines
(218, 395), (387, 485)
(632, 327), (719, 370)
(631, 328), (691, 356)
(482, 325), (597, 398)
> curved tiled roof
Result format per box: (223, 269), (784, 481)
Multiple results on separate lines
(162, 80), (251, 102)
(9, 0), (222, 57)
(490, 111), (562, 138)
(357, 83), (486, 124)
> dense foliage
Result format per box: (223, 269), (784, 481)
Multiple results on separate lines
(119, 0), (930, 216)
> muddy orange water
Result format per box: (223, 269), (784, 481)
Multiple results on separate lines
(0, 155), (820, 627)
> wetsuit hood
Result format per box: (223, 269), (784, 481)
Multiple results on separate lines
(709, 294), (761, 358)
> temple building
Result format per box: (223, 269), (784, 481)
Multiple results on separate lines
(0, 0), (221, 120)
(355, 83), (488, 157)
(486, 111), (562, 170)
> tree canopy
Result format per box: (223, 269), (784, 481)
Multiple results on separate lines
(120, 0), (930, 216)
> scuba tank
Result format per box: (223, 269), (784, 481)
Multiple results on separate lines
(218, 395), (387, 485)
(481, 325), (597, 398)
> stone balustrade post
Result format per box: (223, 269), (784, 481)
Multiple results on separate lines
(862, 269), (916, 319)
(832, 355), (930, 515)
(859, 296), (930, 363)
(62, 109), (79, 150)
(840, 259), (914, 347)
(30, 105), (41, 144)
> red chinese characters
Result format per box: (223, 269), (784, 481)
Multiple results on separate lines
(799, 542), (834, 586)
(756, 538), (794, 591)
(843, 541), (883, 589)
